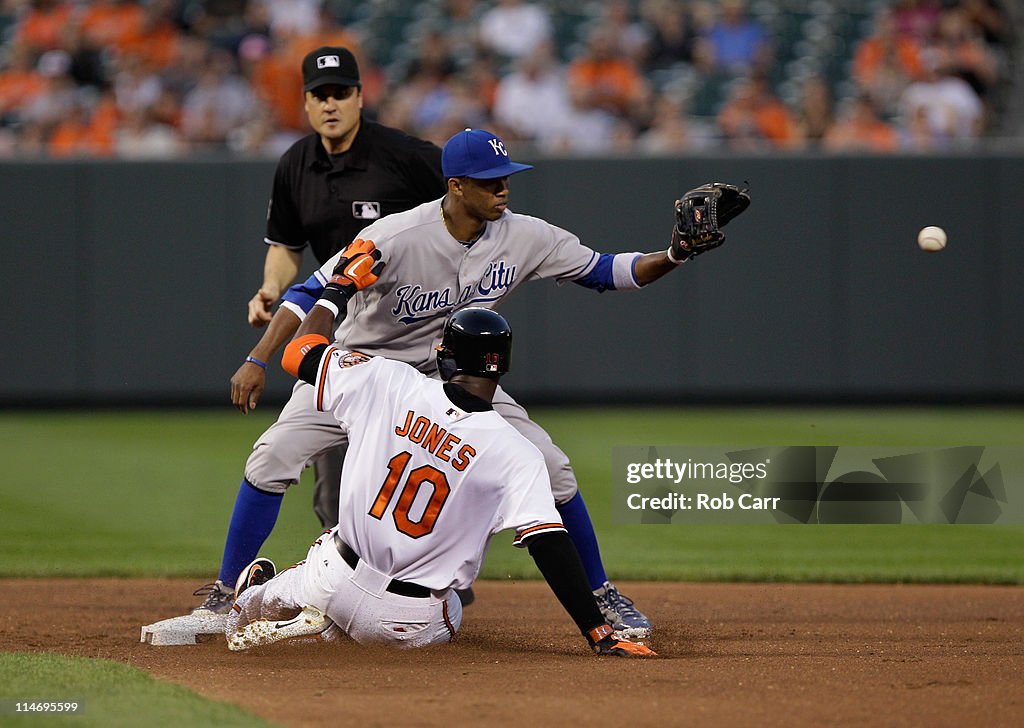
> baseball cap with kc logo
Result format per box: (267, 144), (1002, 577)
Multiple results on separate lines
(442, 129), (534, 179)
(302, 46), (361, 92)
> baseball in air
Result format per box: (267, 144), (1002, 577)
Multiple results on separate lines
(917, 226), (947, 252)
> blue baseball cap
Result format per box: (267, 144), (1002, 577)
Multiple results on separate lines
(442, 129), (534, 179)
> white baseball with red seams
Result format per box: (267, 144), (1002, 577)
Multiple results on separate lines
(917, 226), (947, 252)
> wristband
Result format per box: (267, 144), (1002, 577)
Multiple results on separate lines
(586, 624), (615, 645)
(314, 298), (340, 319)
(245, 355), (267, 369)
(320, 280), (352, 312)
(666, 245), (688, 265)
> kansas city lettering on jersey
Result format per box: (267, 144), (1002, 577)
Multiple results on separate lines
(392, 261), (518, 324)
(477, 260), (516, 296)
(391, 285), (455, 322)
(394, 410), (477, 471)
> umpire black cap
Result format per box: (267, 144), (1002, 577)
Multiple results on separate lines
(436, 308), (512, 381)
(302, 46), (361, 91)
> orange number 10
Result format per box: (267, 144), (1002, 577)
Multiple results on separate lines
(368, 452), (451, 538)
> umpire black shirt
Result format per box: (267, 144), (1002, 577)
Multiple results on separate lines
(266, 118), (445, 265)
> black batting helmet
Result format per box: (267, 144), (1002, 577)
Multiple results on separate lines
(436, 308), (512, 381)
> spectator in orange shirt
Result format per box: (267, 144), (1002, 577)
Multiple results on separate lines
(242, 35), (304, 131)
(47, 96), (115, 158)
(278, 8), (375, 109)
(120, 0), (182, 71)
(717, 74), (797, 150)
(853, 9), (924, 114)
(567, 24), (649, 118)
(0, 42), (48, 122)
(823, 95), (899, 153)
(78, 0), (145, 53)
(246, 7), (374, 129)
(15, 0), (74, 54)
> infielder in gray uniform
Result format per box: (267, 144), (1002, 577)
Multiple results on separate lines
(201, 129), (748, 637)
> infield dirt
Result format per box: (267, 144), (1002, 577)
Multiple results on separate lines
(2, 580), (1022, 727)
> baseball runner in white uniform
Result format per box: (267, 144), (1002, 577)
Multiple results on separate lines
(202, 129), (749, 639)
(225, 251), (655, 656)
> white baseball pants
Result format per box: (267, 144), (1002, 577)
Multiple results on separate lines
(231, 528), (462, 649)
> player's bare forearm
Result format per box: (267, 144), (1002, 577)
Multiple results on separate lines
(282, 305), (335, 383)
(250, 307), (303, 362)
(230, 307), (302, 413)
(295, 303), (336, 341)
(632, 251), (680, 285)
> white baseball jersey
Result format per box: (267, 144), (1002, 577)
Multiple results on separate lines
(281, 197), (644, 373)
(312, 345), (566, 591)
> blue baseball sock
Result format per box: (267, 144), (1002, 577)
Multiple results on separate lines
(217, 479), (284, 586)
(556, 491), (608, 591)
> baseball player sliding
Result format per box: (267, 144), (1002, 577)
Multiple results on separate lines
(204, 128), (749, 640)
(225, 245), (654, 656)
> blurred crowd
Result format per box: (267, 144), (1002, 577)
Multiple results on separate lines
(0, 0), (1016, 158)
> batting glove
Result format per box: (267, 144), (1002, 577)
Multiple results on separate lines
(320, 238), (384, 313)
(586, 624), (657, 657)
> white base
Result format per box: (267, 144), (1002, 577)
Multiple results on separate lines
(140, 612), (228, 646)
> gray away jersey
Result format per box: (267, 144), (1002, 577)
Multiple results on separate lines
(282, 197), (644, 373)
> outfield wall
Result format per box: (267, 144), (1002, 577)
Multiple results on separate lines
(2, 154), (1021, 405)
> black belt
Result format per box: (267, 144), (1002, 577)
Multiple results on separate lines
(333, 533), (431, 599)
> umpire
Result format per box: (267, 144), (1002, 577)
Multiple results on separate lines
(212, 47), (445, 612)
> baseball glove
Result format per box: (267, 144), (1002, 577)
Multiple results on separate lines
(668, 182), (751, 264)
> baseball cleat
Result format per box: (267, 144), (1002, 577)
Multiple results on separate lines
(593, 582), (652, 639)
(191, 580), (235, 615)
(227, 605), (332, 651)
(234, 558), (277, 599)
(455, 586), (475, 607)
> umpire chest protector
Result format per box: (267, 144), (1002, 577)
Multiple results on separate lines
(266, 120), (444, 265)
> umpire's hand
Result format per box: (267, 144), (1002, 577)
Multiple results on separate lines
(248, 287), (278, 327)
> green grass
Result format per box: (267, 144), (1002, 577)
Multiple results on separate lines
(0, 652), (276, 727)
(0, 407), (1021, 582)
